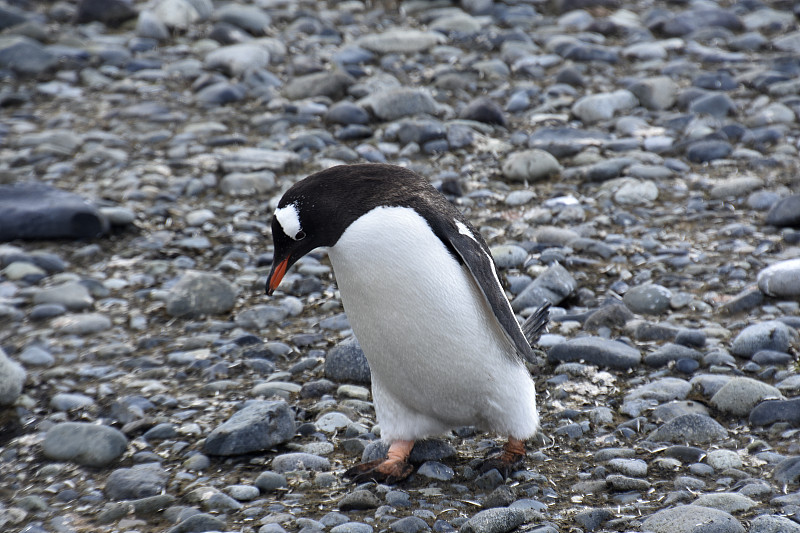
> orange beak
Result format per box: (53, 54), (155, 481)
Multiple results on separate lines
(266, 257), (289, 295)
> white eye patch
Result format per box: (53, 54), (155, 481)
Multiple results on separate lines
(275, 203), (304, 240)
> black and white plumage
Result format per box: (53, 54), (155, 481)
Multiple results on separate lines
(267, 163), (548, 481)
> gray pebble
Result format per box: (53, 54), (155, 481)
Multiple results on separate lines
(710, 377), (783, 417)
(642, 504), (744, 533)
(204, 400), (295, 456)
(548, 337), (641, 370)
(255, 471), (288, 492)
(272, 452), (330, 473)
(165, 271), (237, 317)
(0, 347), (26, 405)
(758, 258), (800, 298)
(730, 321), (795, 358)
(417, 461), (454, 481)
(43, 422), (127, 467)
(623, 284), (672, 315)
(325, 336), (371, 384)
(648, 414), (728, 444)
(459, 508), (525, 533)
(105, 463), (168, 500)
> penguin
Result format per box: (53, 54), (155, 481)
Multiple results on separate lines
(266, 163), (549, 482)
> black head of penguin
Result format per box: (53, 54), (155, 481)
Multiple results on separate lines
(266, 163), (459, 295)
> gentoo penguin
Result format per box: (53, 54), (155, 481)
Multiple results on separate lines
(267, 163), (549, 482)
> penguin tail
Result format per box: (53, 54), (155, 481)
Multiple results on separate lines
(522, 302), (550, 346)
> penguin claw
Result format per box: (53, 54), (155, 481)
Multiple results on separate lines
(477, 452), (525, 478)
(344, 459), (414, 484)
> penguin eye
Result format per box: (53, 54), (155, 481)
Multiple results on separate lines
(295, 230), (306, 241)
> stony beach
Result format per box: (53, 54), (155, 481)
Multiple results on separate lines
(1, 0), (800, 532)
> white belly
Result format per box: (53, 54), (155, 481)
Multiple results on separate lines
(327, 206), (538, 442)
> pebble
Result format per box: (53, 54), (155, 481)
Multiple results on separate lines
(0, 347), (26, 405)
(42, 422), (127, 467)
(710, 377), (783, 417)
(623, 283), (672, 315)
(757, 258), (800, 298)
(417, 461), (454, 481)
(501, 150), (562, 182)
(272, 453), (330, 473)
(105, 463), (169, 500)
(165, 271), (237, 317)
(325, 337), (371, 384)
(750, 398), (800, 426)
(339, 490), (380, 511)
(460, 508), (525, 533)
(203, 400), (295, 456)
(730, 321), (795, 358)
(648, 414), (728, 444)
(548, 337), (641, 370)
(641, 505), (744, 533)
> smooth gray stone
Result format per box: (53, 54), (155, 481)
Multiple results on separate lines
(758, 258), (800, 298)
(773, 456), (800, 485)
(271, 452), (330, 473)
(0, 36), (58, 76)
(0, 183), (108, 241)
(42, 422), (127, 467)
(642, 504), (744, 533)
(710, 377), (782, 417)
(749, 514), (800, 533)
(766, 194), (800, 227)
(0, 347), (25, 405)
(731, 321), (796, 358)
(204, 400), (295, 455)
(105, 463), (168, 500)
(528, 127), (611, 158)
(548, 337), (641, 370)
(460, 507), (525, 533)
(254, 471), (288, 491)
(339, 490), (380, 511)
(167, 513), (226, 533)
(750, 398), (800, 426)
(165, 271), (237, 317)
(511, 263), (576, 311)
(623, 283), (672, 315)
(648, 414), (728, 444)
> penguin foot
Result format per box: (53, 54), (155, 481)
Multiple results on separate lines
(345, 459), (414, 484)
(477, 437), (527, 477)
(345, 439), (415, 484)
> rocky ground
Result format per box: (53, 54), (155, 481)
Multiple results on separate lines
(1, 0), (800, 532)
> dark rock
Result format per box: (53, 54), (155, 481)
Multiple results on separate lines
(74, 0), (137, 27)
(326, 102), (370, 125)
(204, 400), (295, 455)
(750, 398), (800, 427)
(584, 304), (634, 331)
(645, 343), (703, 368)
(0, 183), (108, 241)
(548, 337), (641, 370)
(766, 195), (800, 228)
(774, 456), (800, 485)
(167, 513), (227, 533)
(459, 98), (506, 126)
(325, 337), (371, 384)
(686, 140), (732, 163)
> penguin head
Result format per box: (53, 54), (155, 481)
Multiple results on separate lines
(266, 192), (339, 295)
(266, 163), (439, 295)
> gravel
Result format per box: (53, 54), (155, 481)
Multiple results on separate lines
(0, 1), (798, 532)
